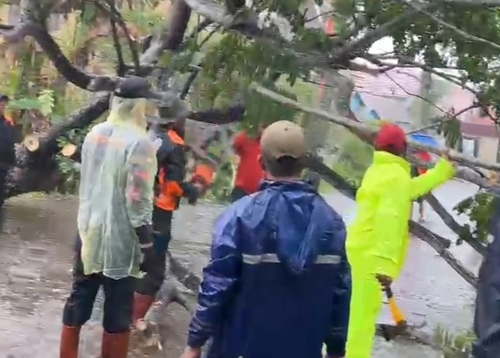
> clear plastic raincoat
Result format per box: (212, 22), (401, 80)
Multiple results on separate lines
(345, 151), (454, 358)
(77, 96), (158, 280)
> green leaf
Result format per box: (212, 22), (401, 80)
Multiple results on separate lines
(8, 98), (42, 111)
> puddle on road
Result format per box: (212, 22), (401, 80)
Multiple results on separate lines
(0, 193), (475, 357)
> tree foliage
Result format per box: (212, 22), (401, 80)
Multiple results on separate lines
(3, 0), (500, 353)
(0, 0), (499, 299)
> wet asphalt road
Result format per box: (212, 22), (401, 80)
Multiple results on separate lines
(0, 180), (480, 357)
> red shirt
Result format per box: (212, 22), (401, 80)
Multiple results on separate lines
(415, 151), (431, 175)
(233, 131), (264, 194)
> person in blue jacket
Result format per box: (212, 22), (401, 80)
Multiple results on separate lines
(473, 194), (500, 357)
(180, 120), (352, 358)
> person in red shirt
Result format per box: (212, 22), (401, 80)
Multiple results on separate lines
(231, 125), (265, 202)
(410, 150), (432, 222)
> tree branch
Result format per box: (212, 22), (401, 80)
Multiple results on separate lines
(109, 16), (127, 75)
(20, 0), (195, 158)
(182, 0), (363, 72)
(330, 7), (422, 63)
(250, 83), (500, 174)
(101, 0), (141, 73)
(0, 22), (117, 91)
(405, 104), (477, 135)
(409, 1), (500, 53)
(188, 104), (245, 124)
(425, 193), (488, 256)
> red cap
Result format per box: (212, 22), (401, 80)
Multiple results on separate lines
(374, 124), (407, 155)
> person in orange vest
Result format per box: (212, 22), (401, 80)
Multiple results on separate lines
(410, 150), (432, 222)
(231, 124), (265, 202)
(0, 94), (17, 232)
(132, 117), (213, 332)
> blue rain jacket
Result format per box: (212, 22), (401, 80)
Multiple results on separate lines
(473, 195), (500, 357)
(188, 180), (351, 358)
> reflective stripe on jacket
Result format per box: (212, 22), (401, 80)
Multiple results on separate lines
(346, 151), (455, 278)
(188, 180), (351, 358)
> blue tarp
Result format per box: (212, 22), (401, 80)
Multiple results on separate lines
(408, 133), (440, 148)
(348, 93), (442, 149)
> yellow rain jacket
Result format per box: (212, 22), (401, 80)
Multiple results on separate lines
(345, 151), (455, 358)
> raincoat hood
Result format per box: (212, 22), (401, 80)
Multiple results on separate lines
(188, 178), (351, 358)
(107, 95), (149, 131)
(256, 180), (335, 274)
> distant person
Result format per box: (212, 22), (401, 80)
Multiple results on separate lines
(132, 116), (212, 334)
(345, 124), (455, 358)
(59, 78), (161, 358)
(230, 124), (265, 202)
(0, 94), (17, 232)
(410, 150), (432, 222)
(473, 195), (500, 358)
(180, 120), (351, 358)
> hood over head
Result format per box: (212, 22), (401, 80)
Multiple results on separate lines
(260, 181), (336, 275)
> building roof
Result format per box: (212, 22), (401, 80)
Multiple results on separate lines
(350, 68), (477, 120)
(461, 121), (500, 138)
(348, 68), (500, 138)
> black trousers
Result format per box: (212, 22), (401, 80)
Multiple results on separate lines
(230, 186), (248, 203)
(135, 206), (173, 297)
(0, 170), (6, 231)
(62, 236), (135, 333)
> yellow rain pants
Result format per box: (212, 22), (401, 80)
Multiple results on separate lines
(345, 151), (454, 358)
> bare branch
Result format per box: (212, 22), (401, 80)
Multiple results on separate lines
(0, 22), (117, 91)
(250, 82), (500, 173)
(405, 104), (477, 135)
(109, 16), (127, 75)
(368, 55), (474, 91)
(101, 0), (141, 73)
(409, 220), (477, 287)
(330, 7), (422, 62)
(385, 71), (449, 115)
(140, 0), (192, 65)
(425, 193), (488, 256)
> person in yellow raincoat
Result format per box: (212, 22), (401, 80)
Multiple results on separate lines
(345, 123), (455, 358)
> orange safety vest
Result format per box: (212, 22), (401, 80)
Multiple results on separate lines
(192, 163), (214, 187)
(155, 130), (216, 210)
(155, 130), (185, 211)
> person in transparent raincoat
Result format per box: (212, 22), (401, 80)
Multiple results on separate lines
(59, 77), (162, 358)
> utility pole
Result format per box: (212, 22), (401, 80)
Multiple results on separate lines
(418, 70), (433, 130)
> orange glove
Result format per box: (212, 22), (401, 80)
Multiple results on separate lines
(191, 164), (214, 187)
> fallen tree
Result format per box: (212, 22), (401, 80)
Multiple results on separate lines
(1, 2), (500, 352)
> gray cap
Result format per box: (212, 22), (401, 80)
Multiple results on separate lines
(260, 120), (307, 160)
(114, 76), (161, 100)
(115, 76), (189, 122)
